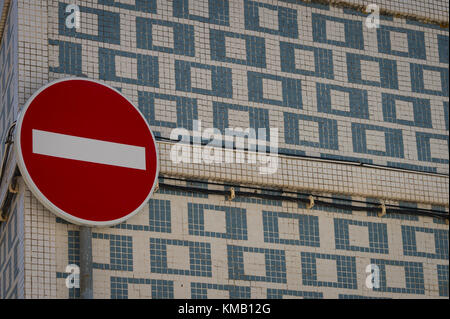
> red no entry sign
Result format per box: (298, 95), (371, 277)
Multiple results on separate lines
(15, 78), (159, 226)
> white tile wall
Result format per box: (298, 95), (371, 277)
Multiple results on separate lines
(8, 0), (448, 300)
(385, 265), (407, 289)
(191, 67), (212, 90)
(423, 69), (442, 91)
(390, 31), (409, 53)
(348, 224), (370, 248)
(330, 90), (351, 113)
(395, 100), (415, 122)
(326, 20), (346, 42)
(203, 209), (227, 233)
(366, 130), (386, 152)
(360, 60), (381, 82)
(189, 0), (209, 18)
(258, 6), (279, 30)
(152, 24), (174, 49)
(225, 36), (247, 60)
(115, 56), (138, 79)
(262, 78), (283, 101)
(294, 48), (316, 72)
(243, 251), (266, 277)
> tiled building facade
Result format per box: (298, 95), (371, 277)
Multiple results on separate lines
(0, 0), (448, 299)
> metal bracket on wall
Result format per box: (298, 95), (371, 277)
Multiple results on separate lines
(0, 169), (21, 225)
(0, 210), (7, 222)
(8, 177), (19, 193)
(306, 195), (315, 209)
(228, 187), (235, 201)
(378, 203), (387, 218)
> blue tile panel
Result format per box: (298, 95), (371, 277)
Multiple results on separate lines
(334, 218), (389, 254)
(312, 13), (364, 49)
(437, 265), (449, 297)
(191, 283), (251, 299)
(136, 18), (195, 56)
(48, 40), (84, 76)
(109, 235), (133, 271)
(316, 83), (369, 119)
(227, 245), (287, 283)
(148, 199), (172, 233)
(284, 112), (338, 150)
(437, 34), (449, 64)
(67, 230), (80, 298)
(99, 47), (159, 87)
(280, 42), (334, 79)
(112, 198), (174, 232)
(244, 0), (298, 38)
(401, 226), (449, 260)
(68, 230), (80, 265)
(91, 233), (133, 271)
(138, 92), (198, 130)
(213, 102), (270, 141)
(267, 289), (323, 299)
(150, 238), (212, 277)
(370, 259), (425, 295)
(210, 29), (266, 67)
(248, 71), (302, 109)
(351, 123), (404, 158)
(175, 60), (232, 98)
(262, 211), (320, 247)
(377, 26), (426, 59)
(382, 93), (432, 128)
(346, 53), (398, 89)
(301, 252), (357, 289)
(173, 0), (229, 25)
(111, 277), (174, 299)
(416, 132), (449, 164)
(188, 203), (248, 240)
(410, 64), (449, 96)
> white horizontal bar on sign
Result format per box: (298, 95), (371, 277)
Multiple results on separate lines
(32, 129), (146, 170)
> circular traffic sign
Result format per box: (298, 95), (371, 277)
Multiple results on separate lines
(15, 77), (159, 226)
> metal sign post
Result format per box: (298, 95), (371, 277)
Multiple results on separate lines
(80, 226), (93, 299)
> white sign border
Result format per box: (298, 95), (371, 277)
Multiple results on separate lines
(15, 77), (160, 227)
